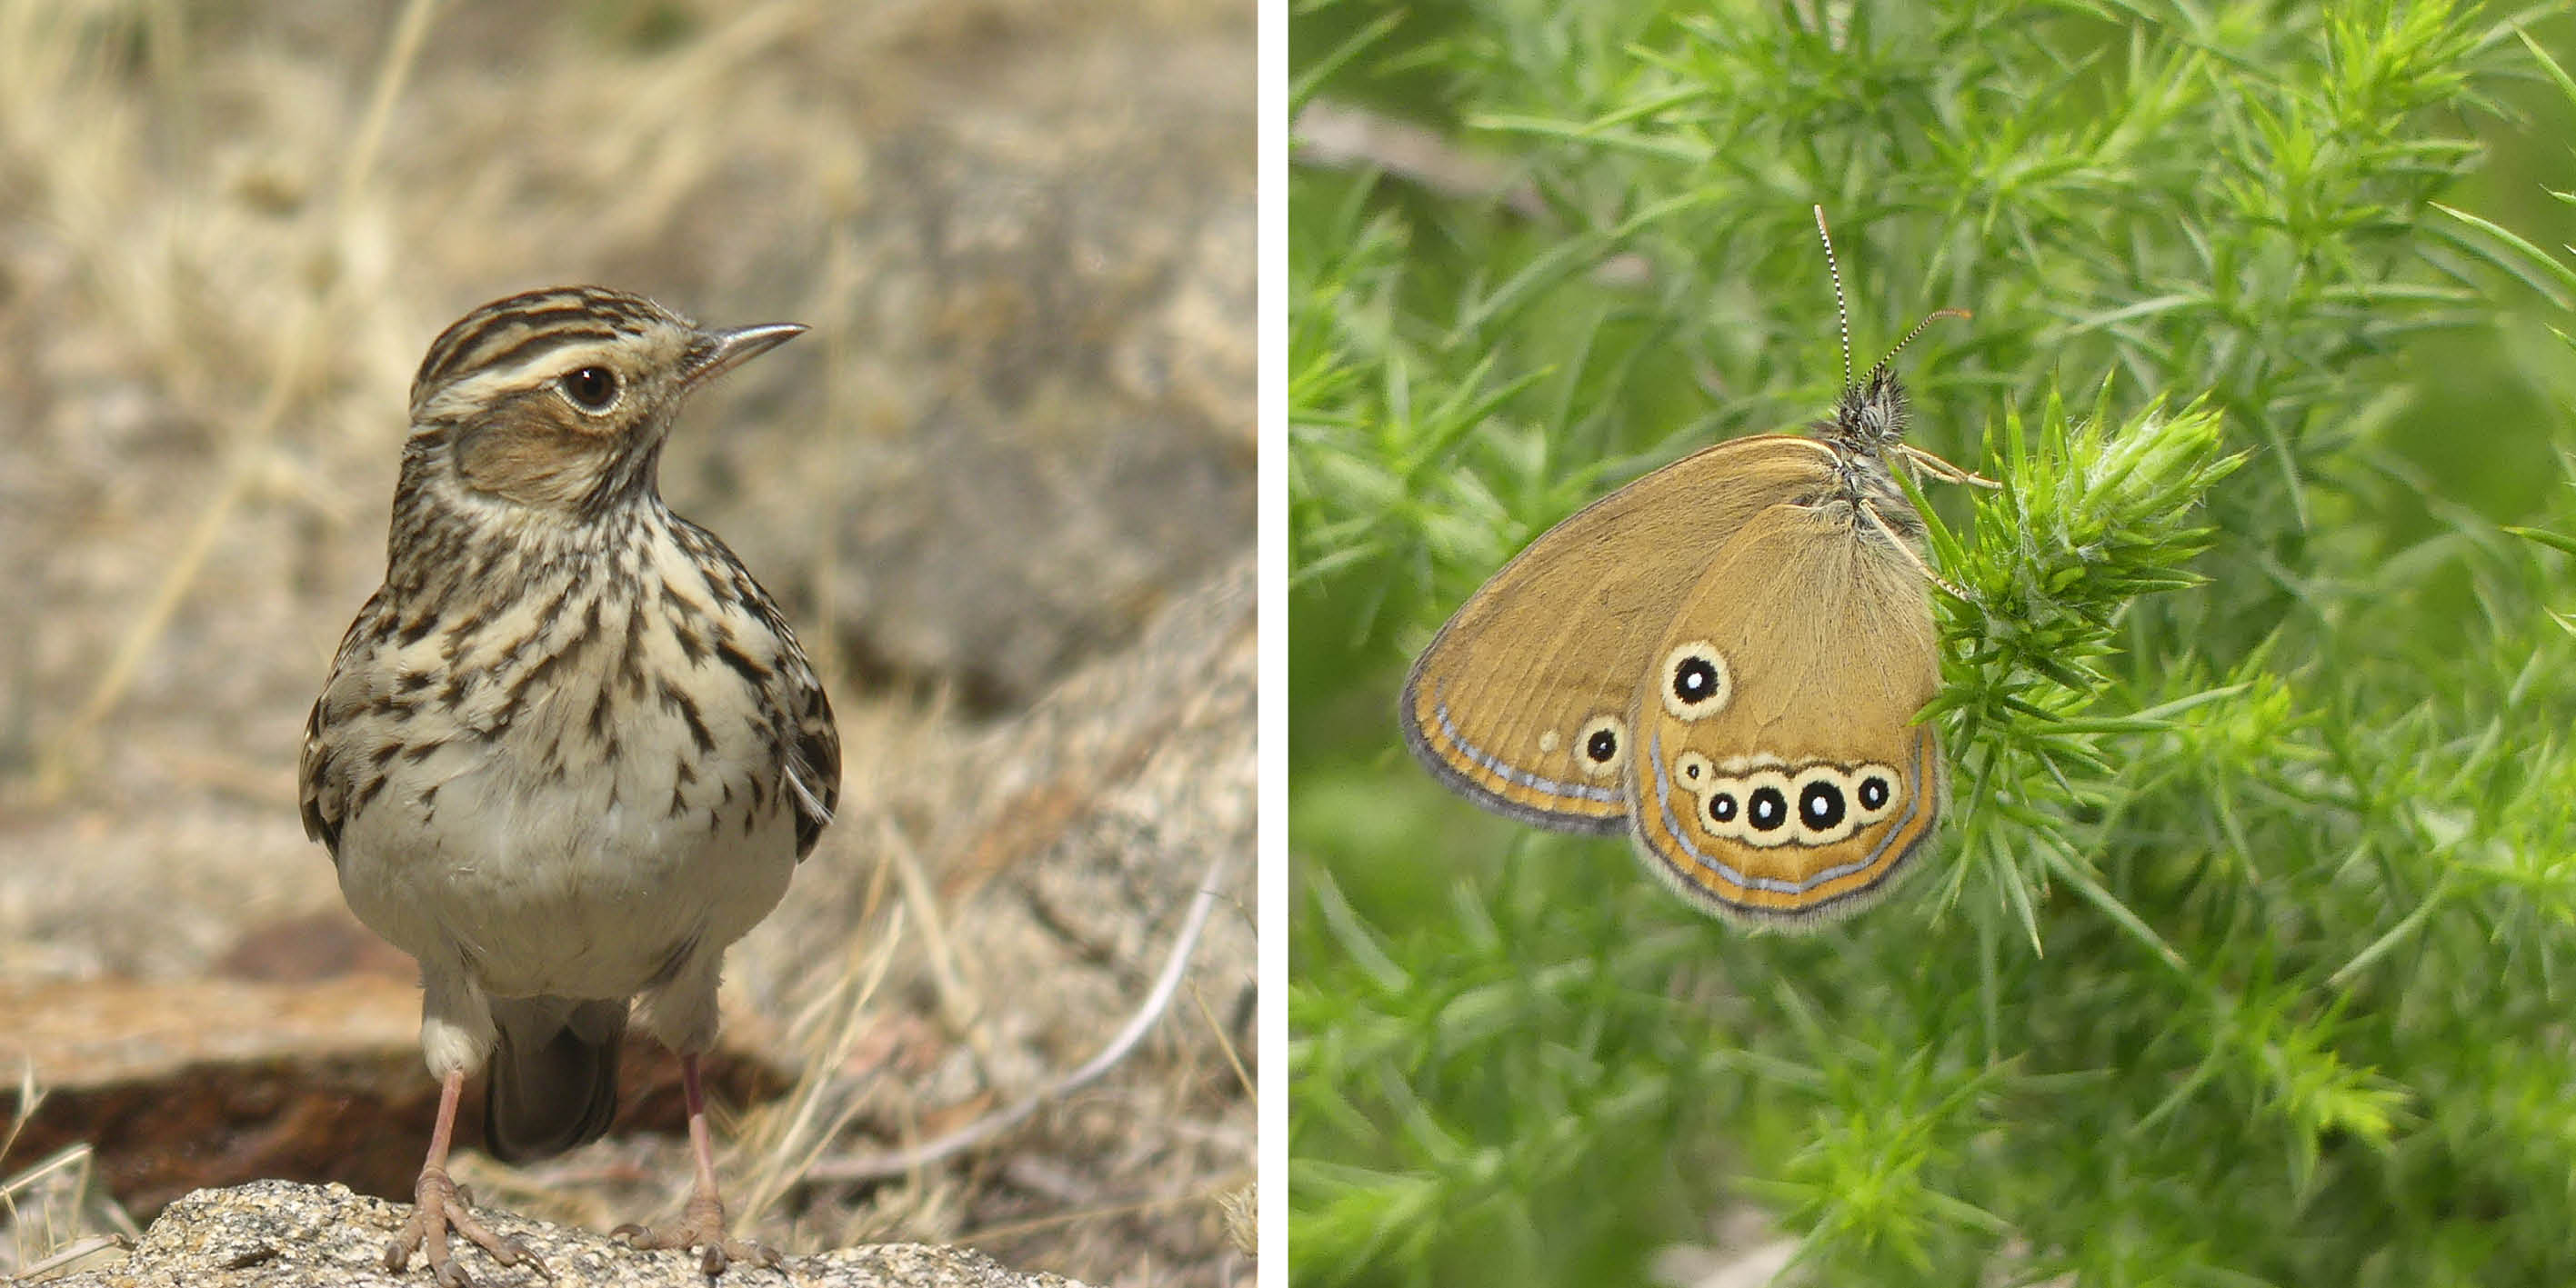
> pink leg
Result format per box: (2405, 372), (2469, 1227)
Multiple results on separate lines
(386, 1071), (551, 1287)
(612, 1054), (780, 1275)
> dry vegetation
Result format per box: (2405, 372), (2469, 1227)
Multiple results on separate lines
(0, 1), (1254, 1283)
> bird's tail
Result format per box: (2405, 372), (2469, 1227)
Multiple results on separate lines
(484, 995), (626, 1163)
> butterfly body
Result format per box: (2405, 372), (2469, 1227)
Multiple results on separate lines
(1401, 318), (1965, 926)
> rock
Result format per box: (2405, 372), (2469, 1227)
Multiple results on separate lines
(692, 14), (1258, 712)
(35, 1179), (1085, 1287)
(740, 555), (1255, 1281)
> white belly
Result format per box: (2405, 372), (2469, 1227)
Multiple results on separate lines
(328, 588), (801, 1002)
(336, 754), (797, 1001)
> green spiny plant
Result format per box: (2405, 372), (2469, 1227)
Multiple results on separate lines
(1290, 1), (2576, 1284)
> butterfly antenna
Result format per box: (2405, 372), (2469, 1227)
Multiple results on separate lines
(1813, 205), (1853, 390)
(1872, 305), (1973, 376)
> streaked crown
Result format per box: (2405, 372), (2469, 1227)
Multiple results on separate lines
(412, 286), (687, 409)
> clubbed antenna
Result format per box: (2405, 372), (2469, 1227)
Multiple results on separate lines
(1812, 205), (1852, 390)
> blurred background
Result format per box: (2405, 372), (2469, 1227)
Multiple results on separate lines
(0, 1), (1252, 1284)
(1289, 2), (2576, 1285)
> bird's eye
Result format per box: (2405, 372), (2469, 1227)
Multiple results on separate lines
(559, 366), (618, 412)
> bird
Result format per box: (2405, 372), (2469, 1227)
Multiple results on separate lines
(299, 285), (840, 1284)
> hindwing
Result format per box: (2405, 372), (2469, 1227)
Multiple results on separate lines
(1625, 496), (1943, 923)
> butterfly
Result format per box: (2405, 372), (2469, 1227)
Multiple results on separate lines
(1399, 206), (1985, 925)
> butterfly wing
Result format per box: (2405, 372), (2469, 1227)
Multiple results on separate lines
(1401, 435), (1845, 832)
(1626, 494), (1943, 923)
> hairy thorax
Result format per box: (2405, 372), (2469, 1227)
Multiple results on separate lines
(323, 502), (799, 1001)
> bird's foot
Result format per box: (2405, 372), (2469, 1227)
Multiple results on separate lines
(386, 1165), (551, 1287)
(614, 1190), (782, 1277)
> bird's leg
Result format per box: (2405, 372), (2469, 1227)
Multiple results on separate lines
(386, 1070), (550, 1287)
(613, 1053), (781, 1275)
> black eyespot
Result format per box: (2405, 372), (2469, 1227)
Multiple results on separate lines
(561, 365), (619, 412)
(1671, 656), (1719, 704)
(1658, 644), (1732, 721)
(1799, 780), (1847, 830)
(1681, 761), (1702, 782)
(1572, 716), (1627, 778)
(1859, 775), (1890, 811)
(1747, 785), (1788, 832)
(1709, 793), (1738, 824)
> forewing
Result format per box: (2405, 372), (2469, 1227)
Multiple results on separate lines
(1400, 436), (1841, 832)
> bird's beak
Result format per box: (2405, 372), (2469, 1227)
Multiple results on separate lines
(683, 322), (807, 390)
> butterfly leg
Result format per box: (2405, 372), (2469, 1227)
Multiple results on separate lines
(1896, 443), (2000, 490)
(1860, 500), (1973, 601)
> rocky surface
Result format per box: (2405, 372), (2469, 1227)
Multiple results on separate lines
(31, 1180), (1088, 1287)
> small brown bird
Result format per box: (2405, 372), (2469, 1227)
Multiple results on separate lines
(300, 286), (840, 1283)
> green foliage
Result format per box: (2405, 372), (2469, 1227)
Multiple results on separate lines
(1289, 1), (2576, 1284)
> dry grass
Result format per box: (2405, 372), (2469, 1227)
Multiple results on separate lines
(0, 1063), (141, 1278)
(0, 1), (1252, 1283)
